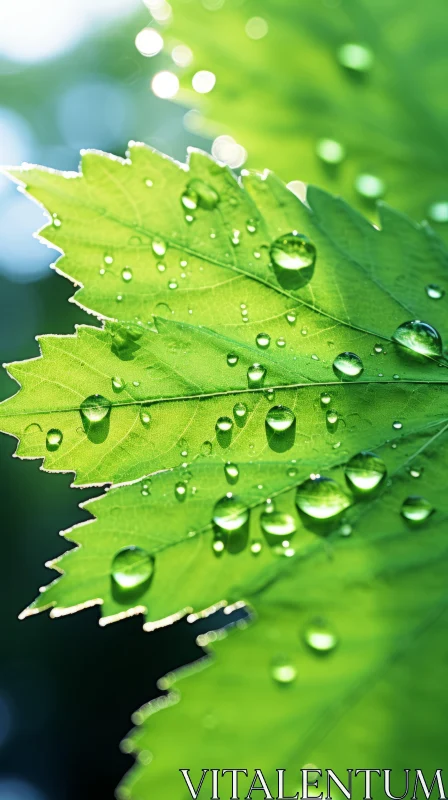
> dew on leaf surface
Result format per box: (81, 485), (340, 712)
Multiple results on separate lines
(266, 405), (295, 433)
(46, 428), (63, 451)
(333, 351), (364, 378)
(271, 657), (297, 686)
(320, 392), (331, 406)
(247, 363), (266, 387)
(121, 268), (133, 282)
(426, 284), (444, 300)
(296, 476), (351, 520)
(112, 376), (125, 390)
(354, 173), (385, 199)
(256, 332), (271, 349)
(345, 451), (387, 492)
(428, 202), (448, 223)
(213, 494), (249, 532)
(112, 546), (154, 590)
(227, 353), (239, 366)
(233, 402), (247, 419)
(186, 178), (219, 210)
(326, 409), (338, 426)
(224, 462), (239, 481)
(392, 319), (443, 357)
(152, 238), (167, 257)
(316, 138), (345, 165)
(140, 408), (151, 427)
(260, 511), (297, 537)
(80, 394), (111, 424)
(175, 481), (187, 501)
(337, 42), (374, 72)
(270, 232), (316, 283)
(216, 416), (233, 433)
(303, 619), (338, 654)
(401, 496), (434, 523)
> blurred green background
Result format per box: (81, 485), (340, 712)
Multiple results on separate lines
(0, 0), (447, 796)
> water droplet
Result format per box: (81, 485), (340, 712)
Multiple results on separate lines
(326, 410), (338, 426)
(286, 311), (297, 325)
(145, 178), (153, 188)
(337, 42), (374, 72)
(168, 278), (178, 290)
(260, 511), (297, 537)
(426, 284), (444, 300)
(276, 337), (286, 348)
(213, 539), (225, 554)
(247, 363), (266, 387)
(116, 294), (123, 302)
(156, 263), (166, 273)
(112, 376), (125, 390)
(80, 394), (111, 425)
(201, 440), (213, 456)
(175, 481), (188, 500)
(224, 462), (239, 482)
(340, 523), (352, 537)
(392, 319), (443, 357)
(213, 494), (249, 532)
(316, 138), (345, 165)
(401, 496), (434, 523)
(333, 352), (364, 379)
(296, 476), (351, 520)
(233, 402), (247, 419)
(354, 173), (385, 200)
(52, 214), (61, 227)
(253, 250), (261, 259)
(374, 344), (384, 354)
(428, 202), (448, 223)
(246, 218), (257, 234)
(140, 408), (151, 427)
(121, 267), (133, 282)
(303, 620), (338, 653)
(250, 540), (262, 555)
(345, 451), (387, 492)
(216, 416), (233, 433)
(409, 466), (423, 479)
(187, 178), (219, 210)
(256, 332), (270, 349)
(46, 428), (63, 451)
(181, 187), (198, 211)
(266, 405), (295, 433)
(227, 353), (239, 366)
(104, 255), (114, 265)
(392, 421), (403, 430)
(152, 238), (167, 257)
(287, 466), (298, 478)
(271, 657), (297, 686)
(270, 232), (316, 282)
(111, 546), (154, 590)
(320, 392), (331, 406)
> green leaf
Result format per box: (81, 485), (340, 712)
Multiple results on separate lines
(167, 0), (448, 234)
(117, 429), (448, 796)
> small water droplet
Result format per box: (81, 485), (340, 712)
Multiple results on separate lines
(320, 392), (331, 406)
(296, 476), (351, 520)
(286, 311), (297, 325)
(246, 218), (257, 234)
(168, 278), (178, 290)
(52, 214), (61, 227)
(345, 451), (387, 492)
(276, 337), (286, 348)
(266, 405), (295, 433)
(121, 267), (133, 282)
(175, 481), (188, 501)
(303, 620), (338, 654)
(216, 416), (233, 433)
(145, 178), (153, 188)
(227, 353), (239, 366)
(355, 173), (385, 200)
(224, 462), (239, 482)
(253, 250), (261, 259)
(256, 332), (271, 349)
(233, 402), (247, 419)
(337, 42), (374, 72)
(401, 496), (434, 523)
(287, 466), (298, 478)
(186, 178), (219, 210)
(326, 409), (338, 426)
(213, 494), (249, 532)
(260, 511), (297, 537)
(428, 202), (448, 223)
(250, 540), (262, 555)
(392, 421), (403, 430)
(116, 294), (123, 302)
(157, 263), (166, 272)
(80, 394), (111, 425)
(104, 255), (114, 265)
(140, 408), (151, 427)
(426, 284), (444, 300)
(201, 440), (213, 456)
(46, 428), (63, 451)
(271, 657), (297, 686)
(270, 232), (316, 283)
(316, 138), (345, 165)
(340, 523), (352, 537)
(212, 539), (225, 554)
(333, 352), (364, 379)
(247, 363), (266, 388)
(112, 546), (154, 590)
(112, 376), (125, 390)
(152, 238), (167, 257)
(374, 344), (384, 354)
(181, 187), (198, 211)
(409, 466), (423, 479)
(392, 319), (443, 357)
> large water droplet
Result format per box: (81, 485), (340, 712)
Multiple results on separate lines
(270, 232), (316, 285)
(303, 620), (338, 654)
(333, 352), (364, 379)
(345, 451), (386, 492)
(216, 416), (233, 433)
(271, 657), (297, 686)
(401, 496), (434, 523)
(46, 428), (63, 451)
(256, 332), (271, 349)
(260, 511), (297, 537)
(111, 546), (154, 590)
(296, 476), (351, 520)
(152, 238), (167, 257)
(80, 394), (111, 424)
(247, 363), (266, 387)
(316, 138), (345, 165)
(392, 320), (443, 357)
(337, 42), (374, 72)
(266, 405), (295, 433)
(213, 494), (249, 532)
